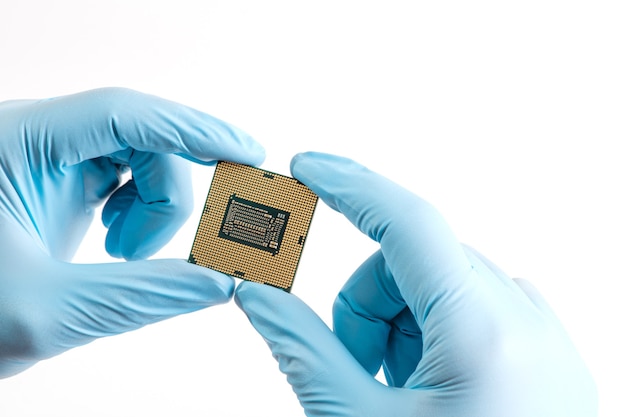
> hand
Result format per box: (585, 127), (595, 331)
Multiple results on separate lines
(235, 152), (597, 417)
(0, 88), (265, 378)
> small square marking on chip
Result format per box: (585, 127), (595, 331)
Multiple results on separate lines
(188, 161), (318, 292)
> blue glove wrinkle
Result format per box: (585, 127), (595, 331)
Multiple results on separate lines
(335, 251), (406, 320)
(103, 181), (136, 258)
(333, 295), (391, 376)
(333, 250), (409, 377)
(81, 158), (123, 208)
(102, 180), (137, 228)
(382, 306), (423, 388)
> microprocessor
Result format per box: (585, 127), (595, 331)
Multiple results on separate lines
(189, 161), (318, 292)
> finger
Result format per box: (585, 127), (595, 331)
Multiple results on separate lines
(235, 281), (405, 416)
(102, 179), (135, 230)
(58, 259), (235, 346)
(102, 151), (192, 260)
(333, 250), (422, 387)
(21, 88), (265, 166)
(382, 306), (423, 388)
(81, 157), (125, 209)
(291, 152), (475, 330)
(102, 180), (138, 258)
(333, 251), (408, 374)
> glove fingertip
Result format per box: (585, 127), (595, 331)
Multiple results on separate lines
(234, 280), (280, 311)
(244, 138), (266, 166)
(205, 269), (236, 303)
(289, 151), (326, 180)
(159, 259), (236, 299)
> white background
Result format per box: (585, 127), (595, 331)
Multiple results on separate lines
(0, 1), (624, 416)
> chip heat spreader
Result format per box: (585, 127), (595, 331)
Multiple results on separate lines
(188, 161), (318, 292)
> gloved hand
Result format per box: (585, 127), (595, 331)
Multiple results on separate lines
(235, 152), (597, 417)
(0, 88), (265, 378)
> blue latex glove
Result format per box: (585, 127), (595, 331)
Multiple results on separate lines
(235, 152), (597, 417)
(0, 88), (265, 378)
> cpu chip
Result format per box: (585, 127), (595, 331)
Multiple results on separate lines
(189, 161), (318, 292)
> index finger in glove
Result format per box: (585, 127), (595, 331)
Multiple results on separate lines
(102, 151), (193, 260)
(17, 87), (266, 166)
(290, 152), (474, 330)
(234, 281), (411, 416)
